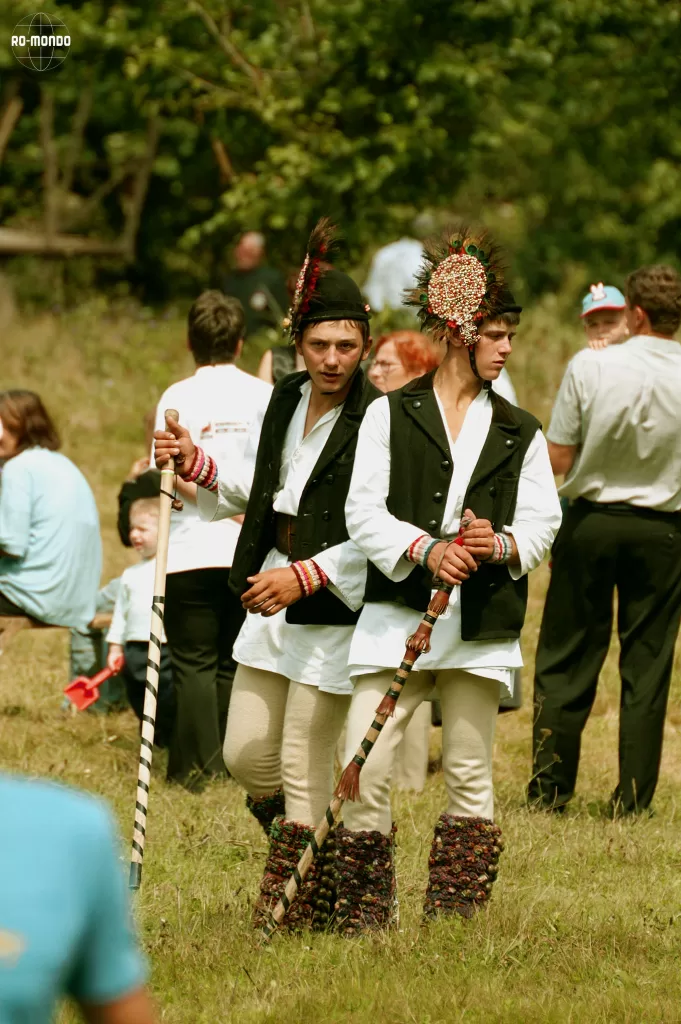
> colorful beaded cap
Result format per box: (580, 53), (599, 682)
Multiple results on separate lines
(407, 227), (507, 348)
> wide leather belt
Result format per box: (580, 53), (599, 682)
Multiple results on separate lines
(274, 512), (297, 558)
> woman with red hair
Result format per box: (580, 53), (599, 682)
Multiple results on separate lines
(368, 330), (441, 393)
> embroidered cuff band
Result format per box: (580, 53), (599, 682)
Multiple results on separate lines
(406, 534), (441, 569)
(291, 559), (330, 598)
(486, 532), (512, 564)
(183, 445), (219, 493)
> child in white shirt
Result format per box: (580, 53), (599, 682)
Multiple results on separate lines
(107, 498), (175, 747)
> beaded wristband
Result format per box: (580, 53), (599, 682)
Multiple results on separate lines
(291, 558), (329, 598)
(183, 445), (219, 493)
(486, 532), (512, 564)
(406, 534), (442, 569)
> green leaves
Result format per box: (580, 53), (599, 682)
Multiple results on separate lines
(1, 0), (679, 301)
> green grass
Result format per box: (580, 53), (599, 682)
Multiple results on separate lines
(2, 302), (681, 1023)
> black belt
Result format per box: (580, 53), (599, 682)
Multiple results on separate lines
(577, 498), (681, 520)
(274, 512), (297, 557)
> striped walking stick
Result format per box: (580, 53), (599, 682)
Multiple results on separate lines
(129, 409), (179, 890)
(260, 530), (469, 941)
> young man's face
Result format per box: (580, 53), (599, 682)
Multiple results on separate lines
(129, 512), (158, 560)
(583, 308), (629, 348)
(473, 319), (515, 381)
(297, 320), (371, 396)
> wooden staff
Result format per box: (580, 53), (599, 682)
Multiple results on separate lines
(260, 534), (467, 940)
(129, 409), (178, 891)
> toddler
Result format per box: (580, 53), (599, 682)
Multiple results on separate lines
(107, 498), (175, 747)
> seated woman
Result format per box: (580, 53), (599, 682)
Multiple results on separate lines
(0, 390), (101, 631)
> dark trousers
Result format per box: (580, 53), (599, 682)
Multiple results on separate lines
(164, 567), (244, 790)
(0, 591), (33, 616)
(530, 500), (681, 813)
(122, 641), (175, 748)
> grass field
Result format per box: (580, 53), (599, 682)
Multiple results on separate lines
(2, 302), (681, 1023)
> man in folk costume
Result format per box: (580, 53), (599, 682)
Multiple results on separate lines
(339, 228), (561, 932)
(155, 221), (377, 929)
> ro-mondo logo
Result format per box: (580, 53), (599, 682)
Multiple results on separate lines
(11, 12), (71, 72)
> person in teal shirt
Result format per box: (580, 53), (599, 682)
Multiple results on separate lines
(0, 773), (156, 1023)
(0, 390), (101, 630)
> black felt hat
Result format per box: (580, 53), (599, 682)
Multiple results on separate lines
(494, 285), (523, 315)
(300, 268), (369, 325)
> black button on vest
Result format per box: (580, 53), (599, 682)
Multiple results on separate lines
(489, 486), (497, 498)
(320, 541), (328, 550)
(413, 400), (422, 409)
(505, 439), (514, 448)
(325, 473), (334, 484)
(441, 460), (451, 471)
(428, 519), (438, 529)
(433, 492), (444, 503)
(322, 511), (331, 521)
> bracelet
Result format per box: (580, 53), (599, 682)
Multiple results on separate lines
(291, 559), (329, 598)
(183, 445), (218, 493)
(406, 534), (442, 568)
(486, 532), (512, 564)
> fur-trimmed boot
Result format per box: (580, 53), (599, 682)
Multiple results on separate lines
(253, 817), (337, 933)
(335, 824), (397, 936)
(246, 789), (286, 837)
(423, 813), (503, 920)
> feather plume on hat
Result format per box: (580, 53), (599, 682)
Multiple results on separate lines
(283, 218), (339, 338)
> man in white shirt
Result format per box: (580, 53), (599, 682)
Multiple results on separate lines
(529, 264), (681, 816)
(155, 221), (377, 932)
(154, 292), (272, 790)
(341, 228), (561, 932)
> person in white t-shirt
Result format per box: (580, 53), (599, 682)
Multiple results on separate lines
(153, 291), (272, 790)
(106, 498), (175, 747)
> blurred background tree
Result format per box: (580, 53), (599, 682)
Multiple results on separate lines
(0, 0), (679, 306)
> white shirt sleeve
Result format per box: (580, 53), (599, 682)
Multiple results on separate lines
(504, 431), (562, 579)
(196, 409), (264, 522)
(312, 539), (367, 612)
(547, 357), (584, 446)
(345, 397), (426, 581)
(106, 576), (129, 646)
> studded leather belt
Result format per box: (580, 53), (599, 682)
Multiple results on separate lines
(274, 512), (297, 557)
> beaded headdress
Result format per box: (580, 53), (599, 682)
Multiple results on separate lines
(407, 227), (512, 347)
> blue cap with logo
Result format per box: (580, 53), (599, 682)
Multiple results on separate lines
(580, 282), (626, 318)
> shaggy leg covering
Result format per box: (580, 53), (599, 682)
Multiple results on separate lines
(253, 817), (337, 933)
(246, 789), (285, 836)
(335, 824), (397, 936)
(423, 813), (503, 920)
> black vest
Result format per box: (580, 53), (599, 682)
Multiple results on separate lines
(364, 371), (541, 641)
(229, 368), (380, 626)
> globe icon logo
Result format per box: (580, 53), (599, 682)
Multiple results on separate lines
(11, 12), (71, 72)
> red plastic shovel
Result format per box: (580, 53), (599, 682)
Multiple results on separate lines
(64, 666), (117, 711)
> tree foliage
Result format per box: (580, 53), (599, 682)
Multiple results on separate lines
(1, 0), (680, 302)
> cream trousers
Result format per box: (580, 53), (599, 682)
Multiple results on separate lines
(342, 669), (499, 835)
(223, 664), (350, 827)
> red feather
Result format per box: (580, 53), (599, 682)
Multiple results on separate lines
(289, 218), (339, 330)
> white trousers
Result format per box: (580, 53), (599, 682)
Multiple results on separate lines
(394, 701), (431, 792)
(342, 669), (499, 835)
(223, 664), (350, 827)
